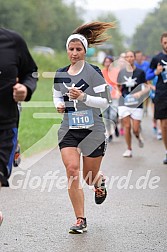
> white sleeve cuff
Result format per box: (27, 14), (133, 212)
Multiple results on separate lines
(84, 94), (109, 110)
(53, 89), (64, 108)
(93, 84), (107, 93)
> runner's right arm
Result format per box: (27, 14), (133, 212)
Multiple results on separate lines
(146, 57), (163, 80)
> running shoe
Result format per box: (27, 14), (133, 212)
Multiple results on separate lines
(163, 155), (167, 165)
(0, 212), (3, 226)
(153, 126), (157, 135)
(123, 149), (132, 158)
(115, 126), (119, 137)
(136, 134), (144, 148)
(138, 134), (144, 148)
(107, 135), (113, 143)
(157, 132), (162, 140)
(0, 176), (9, 187)
(119, 128), (124, 136)
(13, 143), (21, 167)
(69, 217), (87, 234)
(94, 175), (107, 204)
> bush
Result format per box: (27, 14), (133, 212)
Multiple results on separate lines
(31, 50), (69, 74)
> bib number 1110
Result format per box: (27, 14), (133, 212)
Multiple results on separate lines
(72, 116), (89, 124)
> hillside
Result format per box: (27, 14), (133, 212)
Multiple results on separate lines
(82, 8), (152, 36)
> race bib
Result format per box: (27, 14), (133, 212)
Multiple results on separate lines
(161, 71), (167, 83)
(124, 94), (139, 106)
(68, 110), (94, 129)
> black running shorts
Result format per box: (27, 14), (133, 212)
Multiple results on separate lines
(154, 98), (167, 119)
(58, 129), (107, 157)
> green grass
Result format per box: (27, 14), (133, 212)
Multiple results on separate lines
(19, 79), (62, 157)
(30, 51), (69, 74)
(18, 52), (69, 157)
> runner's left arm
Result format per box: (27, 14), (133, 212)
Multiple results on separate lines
(78, 65), (111, 110)
(146, 57), (159, 81)
(16, 34), (38, 101)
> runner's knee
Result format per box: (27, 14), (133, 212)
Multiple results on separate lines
(66, 163), (79, 178)
(161, 121), (167, 131)
(124, 124), (131, 131)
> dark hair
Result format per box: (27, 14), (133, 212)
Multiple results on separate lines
(135, 50), (142, 55)
(161, 32), (167, 42)
(125, 50), (135, 56)
(102, 55), (113, 66)
(72, 21), (115, 47)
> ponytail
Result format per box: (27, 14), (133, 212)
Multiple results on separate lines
(72, 21), (115, 46)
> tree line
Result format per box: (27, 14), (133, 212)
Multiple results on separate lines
(0, 0), (125, 54)
(132, 0), (167, 56)
(0, 0), (82, 50)
(2, 0), (165, 56)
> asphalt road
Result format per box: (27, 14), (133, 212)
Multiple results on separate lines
(0, 112), (167, 252)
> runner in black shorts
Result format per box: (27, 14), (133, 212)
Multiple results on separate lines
(59, 129), (106, 157)
(147, 32), (167, 164)
(53, 21), (114, 234)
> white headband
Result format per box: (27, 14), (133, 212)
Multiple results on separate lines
(66, 34), (88, 52)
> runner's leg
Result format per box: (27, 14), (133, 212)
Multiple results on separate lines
(83, 155), (107, 204)
(60, 147), (84, 218)
(122, 116), (132, 150)
(132, 119), (141, 138)
(160, 119), (167, 150)
(83, 156), (103, 186)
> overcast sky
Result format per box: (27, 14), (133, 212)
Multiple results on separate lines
(75, 0), (160, 10)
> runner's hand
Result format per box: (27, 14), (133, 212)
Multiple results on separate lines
(69, 87), (82, 100)
(155, 63), (163, 75)
(57, 103), (65, 113)
(13, 83), (28, 102)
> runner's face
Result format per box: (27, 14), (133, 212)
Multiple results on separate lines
(125, 51), (135, 66)
(135, 52), (143, 63)
(104, 58), (112, 69)
(161, 37), (167, 53)
(67, 41), (86, 65)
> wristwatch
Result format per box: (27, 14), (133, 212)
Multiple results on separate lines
(82, 93), (87, 102)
